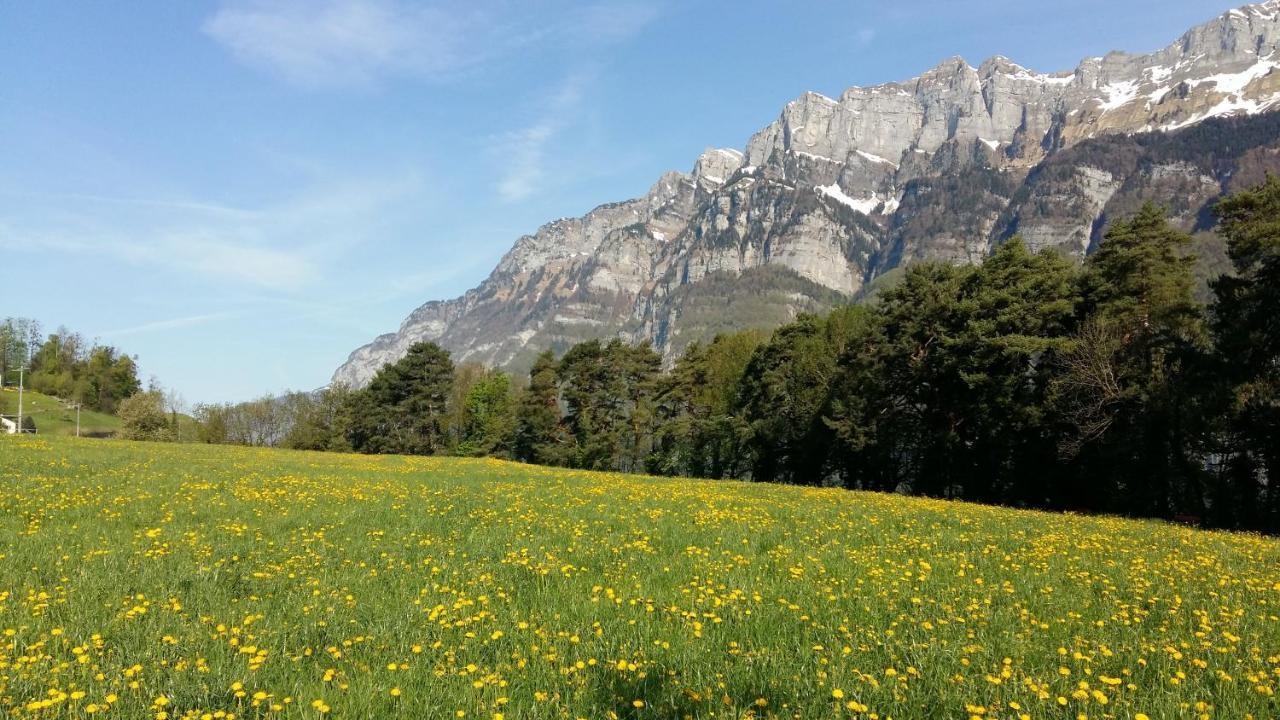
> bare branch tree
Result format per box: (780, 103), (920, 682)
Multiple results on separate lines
(1052, 317), (1128, 458)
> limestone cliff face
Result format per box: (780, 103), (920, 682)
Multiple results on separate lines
(335, 1), (1280, 387)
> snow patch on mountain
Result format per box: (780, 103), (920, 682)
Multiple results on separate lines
(816, 184), (886, 215)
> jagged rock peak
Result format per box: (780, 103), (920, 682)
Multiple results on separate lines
(692, 148), (745, 187)
(333, 1), (1280, 389)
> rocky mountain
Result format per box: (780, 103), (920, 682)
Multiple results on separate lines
(335, 0), (1280, 387)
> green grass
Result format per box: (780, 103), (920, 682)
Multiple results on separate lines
(0, 387), (121, 437)
(1, 436), (1277, 719)
(0, 388), (200, 439)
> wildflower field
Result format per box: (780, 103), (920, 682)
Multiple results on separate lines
(1, 437), (1277, 720)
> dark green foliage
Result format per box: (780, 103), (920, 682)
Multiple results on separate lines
(348, 342), (454, 455)
(494, 188), (1275, 532)
(739, 309), (871, 485)
(647, 331), (762, 479)
(557, 339), (661, 472)
(514, 351), (567, 466)
(855, 261), (975, 496)
(79, 346), (143, 414)
(165, 179), (1280, 533)
(951, 239), (1079, 504)
(833, 239), (1079, 501)
(1058, 205), (1209, 519)
(825, 244), (1080, 501)
(1209, 176), (1280, 528)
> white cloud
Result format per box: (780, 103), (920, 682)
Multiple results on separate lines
(102, 313), (233, 338)
(204, 0), (490, 88)
(159, 233), (321, 289)
(494, 124), (556, 202)
(2, 171), (424, 292)
(205, 0), (659, 89)
(13, 232), (321, 291)
(492, 73), (592, 202)
(570, 2), (660, 44)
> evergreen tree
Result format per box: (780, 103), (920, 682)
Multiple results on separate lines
(1058, 204), (1208, 518)
(866, 262), (974, 496)
(823, 311), (893, 491)
(1210, 177), (1280, 528)
(348, 342), (454, 455)
(649, 331), (761, 479)
(951, 238), (1080, 504)
(739, 308), (870, 485)
(827, 242), (1080, 501)
(557, 340), (660, 471)
(513, 351), (565, 466)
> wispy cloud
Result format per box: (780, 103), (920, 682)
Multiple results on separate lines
(204, 0), (488, 88)
(569, 2), (659, 44)
(102, 312), (234, 338)
(159, 233), (322, 289)
(492, 73), (593, 202)
(204, 0), (660, 89)
(14, 232), (321, 291)
(2, 170), (425, 292)
(494, 124), (556, 203)
(0, 190), (257, 218)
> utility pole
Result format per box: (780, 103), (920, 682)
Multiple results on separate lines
(17, 364), (24, 434)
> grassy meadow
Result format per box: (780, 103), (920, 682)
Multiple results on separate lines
(0, 436), (1277, 719)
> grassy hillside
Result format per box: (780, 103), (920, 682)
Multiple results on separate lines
(1, 436), (1277, 719)
(0, 386), (121, 436)
(0, 387), (201, 439)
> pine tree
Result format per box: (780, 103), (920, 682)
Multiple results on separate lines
(951, 237), (1080, 504)
(349, 342), (454, 455)
(867, 262), (974, 497)
(514, 351), (565, 466)
(1060, 204), (1208, 518)
(1211, 177), (1280, 528)
(739, 307), (871, 485)
(649, 332), (761, 478)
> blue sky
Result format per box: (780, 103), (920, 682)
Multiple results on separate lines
(1, 0), (1244, 405)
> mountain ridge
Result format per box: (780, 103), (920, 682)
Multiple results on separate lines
(335, 0), (1280, 388)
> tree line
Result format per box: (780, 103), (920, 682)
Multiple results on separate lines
(1, 317), (190, 439)
(192, 179), (1280, 532)
(192, 352), (515, 458)
(1, 319), (143, 415)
